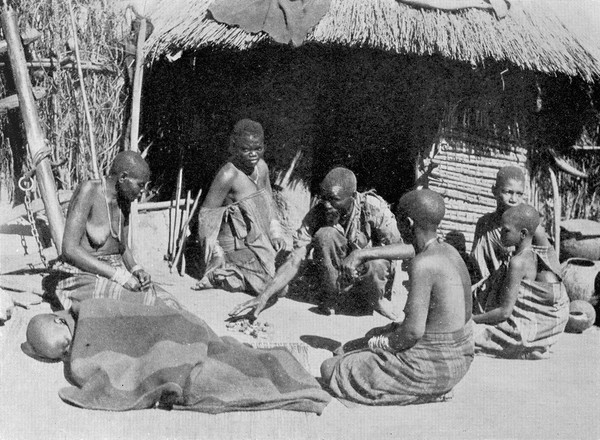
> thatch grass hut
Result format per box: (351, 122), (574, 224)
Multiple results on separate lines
(2, 0), (600, 251)
(113, 0), (599, 247)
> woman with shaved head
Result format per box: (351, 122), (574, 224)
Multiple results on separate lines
(44, 151), (181, 311)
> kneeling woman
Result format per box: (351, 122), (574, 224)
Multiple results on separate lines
(45, 151), (180, 310)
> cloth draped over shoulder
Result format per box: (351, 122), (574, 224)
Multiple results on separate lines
(473, 246), (569, 359)
(197, 188), (278, 294)
(44, 254), (182, 311)
(325, 320), (474, 405)
(294, 191), (402, 251)
(59, 299), (331, 414)
(470, 212), (513, 281)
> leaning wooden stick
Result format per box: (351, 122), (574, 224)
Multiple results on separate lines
(129, 17), (147, 152)
(179, 190), (192, 275)
(67, 0), (99, 179)
(171, 189), (202, 273)
(170, 167), (184, 259)
(180, 190), (192, 245)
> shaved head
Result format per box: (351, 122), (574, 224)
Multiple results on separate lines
(398, 189), (445, 231)
(502, 204), (540, 235)
(496, 166), (525, 187)
(109, 151), (150, 180)
(320, 167), (357, 197)
(25, 314), (60, 360)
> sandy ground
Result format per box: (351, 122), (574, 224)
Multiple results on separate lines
(1, 232), (599, 440)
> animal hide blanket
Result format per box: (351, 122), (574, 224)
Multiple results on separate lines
(58, 299), (331, 414)
(208, 0), (331, 46)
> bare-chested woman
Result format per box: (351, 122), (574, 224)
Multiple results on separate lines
(195, 119), (285, 295)
(45, 151), (181, 310)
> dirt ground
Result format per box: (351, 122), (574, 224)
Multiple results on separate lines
(1, 231), (599, 440)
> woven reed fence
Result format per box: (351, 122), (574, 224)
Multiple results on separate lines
(422, 129), (529, 248)
(0, 0), (129, 203)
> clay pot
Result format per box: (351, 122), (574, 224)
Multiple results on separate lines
(560, 219), (600, 260)
(565, 300), (596, 333)
(561, 258), (600, 304)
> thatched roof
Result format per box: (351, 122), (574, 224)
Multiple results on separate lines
(114, 0), (600, 81)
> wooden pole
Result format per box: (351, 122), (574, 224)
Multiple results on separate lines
(67, 0), (99, 179)
(179, 190), (192, 275)
(127, 18), (147, 249)
(171, 189), (202, 274)
(549, 167), (561, 259)
(129, 18), (147, 152)
(0, 7), (64, 253)
(169, 167), (183, 262)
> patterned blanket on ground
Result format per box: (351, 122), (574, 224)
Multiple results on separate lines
(59, 299), (331, 414)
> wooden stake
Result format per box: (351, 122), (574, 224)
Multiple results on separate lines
(0, 7), (65, 253)
(169, 167), (183, 259)
(178, 190), (192, 275)
(67, 0), (99, 179)
(167, 199), (175, 260)
(171, 189), (202, 274)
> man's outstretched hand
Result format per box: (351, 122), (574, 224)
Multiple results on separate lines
(229, 297), (268, 320)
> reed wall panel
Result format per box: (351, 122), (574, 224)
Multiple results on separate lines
(423, 129), (529, 250)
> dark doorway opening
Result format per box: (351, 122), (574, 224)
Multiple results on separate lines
(141, 45), (429, 206)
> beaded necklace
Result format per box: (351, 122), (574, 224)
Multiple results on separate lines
(101, 177), (122, 241)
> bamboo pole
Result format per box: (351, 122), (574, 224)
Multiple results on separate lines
(67, 0), (99, 179)
(0, 7), (65, 253)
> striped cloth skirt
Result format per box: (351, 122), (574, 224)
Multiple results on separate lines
(325, 320), (474, 405)
(44, 254), (182, 311)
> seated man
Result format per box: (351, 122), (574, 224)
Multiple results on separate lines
(22, 299), (330, 414)
(44, 151), (181, 311)
(195, 119), (285, 295)
(473, 204), (569, 359)
(320, 189), (474, 405)
(230, 167), (408, 320)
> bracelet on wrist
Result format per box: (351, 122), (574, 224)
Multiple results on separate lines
(110, 267), (131, 286)
(368, 335), (393, 352)
(130, 264), (143, 274)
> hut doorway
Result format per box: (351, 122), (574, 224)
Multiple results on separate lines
(141, 46), (426, 208)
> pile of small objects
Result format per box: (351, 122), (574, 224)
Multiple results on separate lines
(226, 319), (272, 339)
